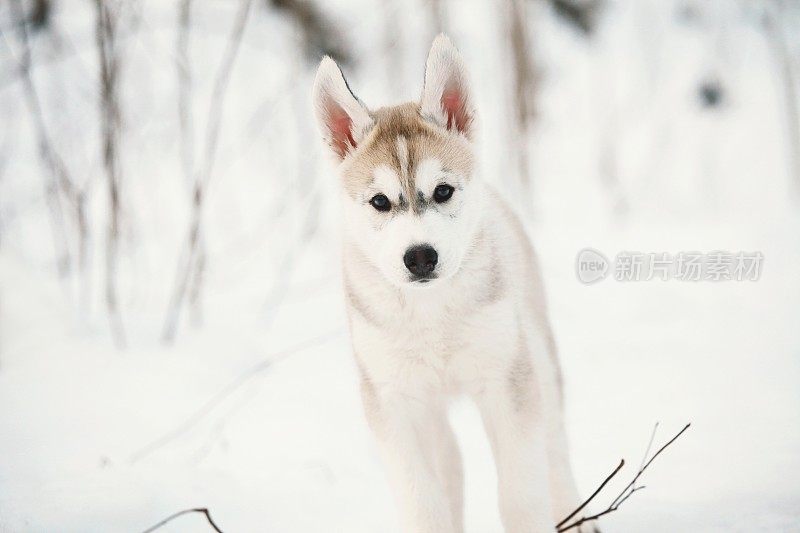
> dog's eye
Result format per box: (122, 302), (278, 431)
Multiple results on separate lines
(433, 184), (454, 203)
(369, 194), (391, 212)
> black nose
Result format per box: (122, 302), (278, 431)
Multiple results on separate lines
(403, 245), (438, 277)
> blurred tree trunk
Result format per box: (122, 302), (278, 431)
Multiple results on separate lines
(175, 0), (205, 327)
(382, 0), (402, 99)
(177, 0), (195, 192)
(95, 0), (126, 348)
(764, 0), (800, 196)
(0, 141), (9, 251)
(9, 0), (89, 291)
(29, 0), (53, 31)
(506, 0), (537, 198)
(267, 0), (350, 65)
(163, 0), (253, 343)
(548, 0), (601, 35)
(429, 0), (446, 35)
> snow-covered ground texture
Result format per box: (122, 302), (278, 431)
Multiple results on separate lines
(1, 0), (799, 531)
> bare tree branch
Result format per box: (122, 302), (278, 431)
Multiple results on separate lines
(556, 458), (624, 529)
(176, 0), (195, 191)
(611, 423), (690, 508)
(142, 507), (224, 533)
(162, 0), (252, 343)
(557, 423), (691, 532)
(0, 19), (147, 93)
(7, 0), (87, 280)
(174, 0), (205, 327)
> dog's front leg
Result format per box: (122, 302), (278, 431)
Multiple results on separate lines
(475, 376), (555, 533)
(431, 410), (464, 532)
(361, 380), (455, 533)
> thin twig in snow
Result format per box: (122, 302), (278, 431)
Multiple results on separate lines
(637, 421), (660, 474)
(189, 375), (261, 464)
(556, 458), (625, 529)
(129, 328), (342, 463)
(141, 507), (224, 533)
(557, 423), (691, 532)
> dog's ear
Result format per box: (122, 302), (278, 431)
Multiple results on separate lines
(420, 34), (474, 138)
(313, 57), (373, 161)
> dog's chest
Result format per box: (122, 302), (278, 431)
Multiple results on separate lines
(350, 286), (516, 393)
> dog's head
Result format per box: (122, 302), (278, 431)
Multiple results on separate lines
(313, 35), (480, 287)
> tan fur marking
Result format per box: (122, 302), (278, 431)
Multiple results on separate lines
(499, 198), (565, 402)
(394, 135), (415, 207)
(342, 244), (391, 327)
(356, 359), (384, 433)
(508, 327), (536, 414)
(344, 273), (382, 327)
(395, 136), (409, 178)
(341, 102), (473, 201)
(477, 236), (505, 306)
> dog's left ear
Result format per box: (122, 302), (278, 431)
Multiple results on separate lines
(420, 34), (474, 138)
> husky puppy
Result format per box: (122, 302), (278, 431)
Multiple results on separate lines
(312, 35), (589, 533)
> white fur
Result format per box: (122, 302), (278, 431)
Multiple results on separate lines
(342, 157), (476, 288)
(345, 185), (582, 533)
(314, 36), (587, 533)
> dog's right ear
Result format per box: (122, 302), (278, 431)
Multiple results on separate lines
(313, 57), (373, 161)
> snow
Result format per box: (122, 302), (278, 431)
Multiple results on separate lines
(1, 0), (799, 531)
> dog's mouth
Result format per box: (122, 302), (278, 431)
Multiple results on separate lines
(408, 274), (438, 284)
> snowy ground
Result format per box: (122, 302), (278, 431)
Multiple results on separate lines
(1, 0), (800, 531)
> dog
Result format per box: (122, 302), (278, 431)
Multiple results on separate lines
(312, 35), (590, 533)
